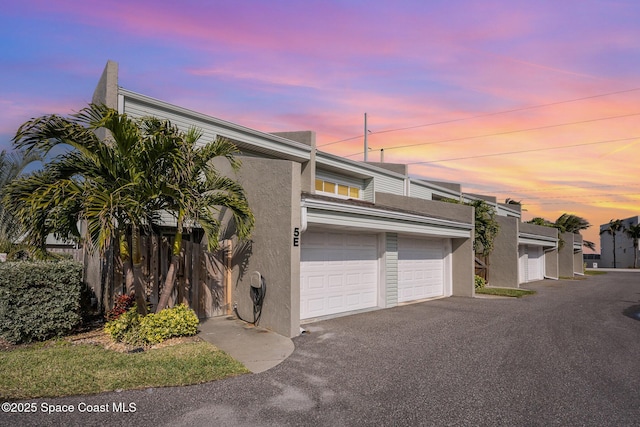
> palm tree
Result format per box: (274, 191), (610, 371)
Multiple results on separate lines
(624, 223), (640, 269)
(554, 213), (595, 251)
(527, 217), (554, 227)
(6, 104), (181, 312)
(151, 118), (254, 312)
(0, 149), (40, 254)
(600, 219), (624, 268)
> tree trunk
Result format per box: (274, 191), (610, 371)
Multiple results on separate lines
(156, 218), (184, 313)
(120, 234), (134, 295)
(131, 225), (148, 315)
(613, 234), (617, 268)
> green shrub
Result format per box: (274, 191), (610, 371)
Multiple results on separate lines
(0, 261), (84, 344)
(474, 275), (486, 289)
(140, 304), (199, 344)
(103, 305), (141, 344)
(104, 304), (199, 345)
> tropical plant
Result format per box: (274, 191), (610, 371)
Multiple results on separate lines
(526, 213), (595, 250)
(6, 104), (184, 312)
(442, 198), (499, 270)
(600, 219), (624, 268)
(554, 213), (595, 251)
(0, 149), (41, 254)
(527, 217), (554, 227)
(624, 223), (640, 269)
(150, 118), (254, 312)
(470, 200), (500, 258)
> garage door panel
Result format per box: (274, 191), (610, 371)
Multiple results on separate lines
(519, 245), (545, 283)
(301, 231), (378, 319)
(398, 237), (445, 302)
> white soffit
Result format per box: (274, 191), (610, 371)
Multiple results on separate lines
(518, 233), (558, 248)
(302, 199), (472, 239)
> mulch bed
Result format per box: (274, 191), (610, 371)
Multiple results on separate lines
(0, 318), (201, 354)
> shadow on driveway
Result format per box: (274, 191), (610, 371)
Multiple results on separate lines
(622, 304), (640, 321)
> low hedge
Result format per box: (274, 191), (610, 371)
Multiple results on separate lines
(0, 261), (84, 344)
(104, 304), (199, 346)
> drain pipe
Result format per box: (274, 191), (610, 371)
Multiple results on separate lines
(300, 206), (308, 233)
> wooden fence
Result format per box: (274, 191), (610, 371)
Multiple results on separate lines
(86, 233), (229, 319)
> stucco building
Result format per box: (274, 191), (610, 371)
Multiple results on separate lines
(89, 61), (584, 337)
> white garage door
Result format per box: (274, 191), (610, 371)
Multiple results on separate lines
(519, 246), (527, 283)
(527, 246), (544, 281)
(519, 245), (544, 283)
(398, 236), (445, 302)
(300, 230), (378, 319)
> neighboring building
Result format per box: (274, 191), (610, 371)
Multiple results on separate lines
(599, 216), (640, 268)
(583, 253), (600, 269)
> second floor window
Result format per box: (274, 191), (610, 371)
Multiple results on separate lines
(315, 179), (360, 199)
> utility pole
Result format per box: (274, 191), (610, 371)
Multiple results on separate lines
(363, 112), (368, 162)
(380, 148), (384, 162)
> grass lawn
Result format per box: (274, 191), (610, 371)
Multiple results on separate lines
(476, 287), (536, 298)
(0, 337), (248, 400)
(585, 270), (608, 276)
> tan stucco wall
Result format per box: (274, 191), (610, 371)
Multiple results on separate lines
(92, 60), (119, 109)
(491, 216), (519, 288)
(374, 192), (474, 224)
(559, 232), (576, 277)
(271, 131), (315, 193)
(233, 157), (301, 338)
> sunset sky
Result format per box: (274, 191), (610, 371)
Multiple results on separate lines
(2, 0), (639, 252)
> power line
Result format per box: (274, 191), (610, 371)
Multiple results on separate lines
(486, 183), (640, 194)
(343, 112), (640, 158)
(534, 199), (639, 205)
(318, 86), (640, 148)
(407, 136), (639, 165)
(523, 192), (640, 200)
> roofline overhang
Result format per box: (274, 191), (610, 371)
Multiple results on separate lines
(518, 232), (558, 248)
(301, 197), (473, 239)
(119, 88), (312, 162)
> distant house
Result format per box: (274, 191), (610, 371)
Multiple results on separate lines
(583, 253), (601, 268)
(599, 216), (640, 268)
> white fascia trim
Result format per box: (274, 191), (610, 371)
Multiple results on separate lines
(119, 88), (312, 162)
(301, 198), (473, 238)
(518, 233), (558, 248)
(497, 205), (521, 217)
(408, 178), (460, 199)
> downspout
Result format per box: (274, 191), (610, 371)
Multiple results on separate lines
(300, 206), (308, 233)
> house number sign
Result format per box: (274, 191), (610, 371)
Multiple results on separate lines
(293, 227), (300, 247)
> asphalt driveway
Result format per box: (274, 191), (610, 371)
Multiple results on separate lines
(4, 272), (640, 426)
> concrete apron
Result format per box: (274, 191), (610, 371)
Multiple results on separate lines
(198, 316), (295, 374)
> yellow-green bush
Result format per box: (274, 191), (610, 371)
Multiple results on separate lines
(140, 304), (199, 344)
(104, 304), (199, 345)
(103, 306), (141, 344)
